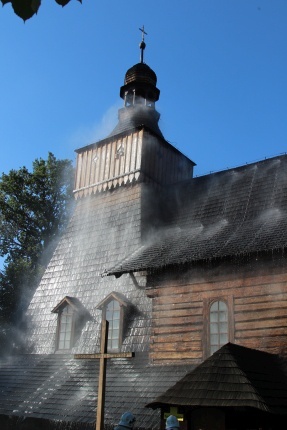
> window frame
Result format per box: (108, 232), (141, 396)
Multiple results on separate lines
(97, 292), (128, 352)
(209, 300), (229, 355)
(203, 296), (234, 359)
(55, 303), (76, 352)
(102, 299), (123, 351)
(52, 296), (90, 353)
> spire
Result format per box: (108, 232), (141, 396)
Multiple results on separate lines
(119, 27), (159, 108)
(108, 28), (163, 139)
(139, 25), (147, 63)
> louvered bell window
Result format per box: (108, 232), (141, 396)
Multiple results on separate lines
(210, 300), (228, 354)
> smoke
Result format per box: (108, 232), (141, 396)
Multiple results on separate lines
(68, 101), (121, 149)
(24, 180), (151, 355)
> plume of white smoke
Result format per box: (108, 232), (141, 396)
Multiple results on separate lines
(68, 101), (121, 149)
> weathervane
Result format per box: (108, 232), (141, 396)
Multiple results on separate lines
(139, 25), (147, 63)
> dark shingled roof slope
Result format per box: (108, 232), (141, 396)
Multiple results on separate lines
(146, 343), (287, 414)
(105, 155), (287, 276)
(0, 352), (193, 429)
(108, 108), (164, 140)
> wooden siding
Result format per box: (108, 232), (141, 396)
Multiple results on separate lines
(74, 131), (143, 197)
(148, 258), (287, 364)
(141, 132), (194, 185)
(74, 129), (194, 198)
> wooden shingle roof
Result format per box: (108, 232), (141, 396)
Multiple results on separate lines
(0, 352), (193, 429)
(109, 114), (164, 140)
(146, 343), (287, 414)
(105, 154), (287, 277)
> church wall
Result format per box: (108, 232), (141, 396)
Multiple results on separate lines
(26, 183), (151, 355)
(147, 254), (287, 364)
(140, 130), (194, 185)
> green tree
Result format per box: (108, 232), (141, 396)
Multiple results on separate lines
(1, 0), (82, 22)
(0, 152), (74, 354)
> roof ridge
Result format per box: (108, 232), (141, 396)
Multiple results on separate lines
(194, 152), (287, 178)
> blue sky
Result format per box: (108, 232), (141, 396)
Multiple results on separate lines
(1, 0), (287, 178)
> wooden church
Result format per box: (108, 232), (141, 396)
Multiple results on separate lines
(1, 32), (287, 430)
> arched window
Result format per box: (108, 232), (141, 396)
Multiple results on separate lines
(210, 300), (228, 355)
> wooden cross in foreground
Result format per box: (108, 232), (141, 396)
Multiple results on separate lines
(75, 320), (135, 430)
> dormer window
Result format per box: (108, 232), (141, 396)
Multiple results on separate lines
(97, 292), (129, 351)
(52, 296), (90, 352)
(58, 304), (74, 350)
(106, 299), (121, 350)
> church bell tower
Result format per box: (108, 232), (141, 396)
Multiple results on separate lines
(74, 28), (195, 199)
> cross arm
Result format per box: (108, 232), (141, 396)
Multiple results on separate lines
(74, 352), (135, 359)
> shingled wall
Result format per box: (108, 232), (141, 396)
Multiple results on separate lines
(25, 183), (151, 355)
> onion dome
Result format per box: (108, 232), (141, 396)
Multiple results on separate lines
(120, 63), (160, 103)
(124, 63), (157, 87)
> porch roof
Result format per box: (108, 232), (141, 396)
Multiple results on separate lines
(146, 343), (287, 415)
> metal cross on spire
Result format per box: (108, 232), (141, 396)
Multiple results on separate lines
(139, 25), (147, 63)
(139, 25), (147, 42)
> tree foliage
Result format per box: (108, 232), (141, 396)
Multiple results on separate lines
(0, 152), (74, 354)
(1, 0), (82, 22)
